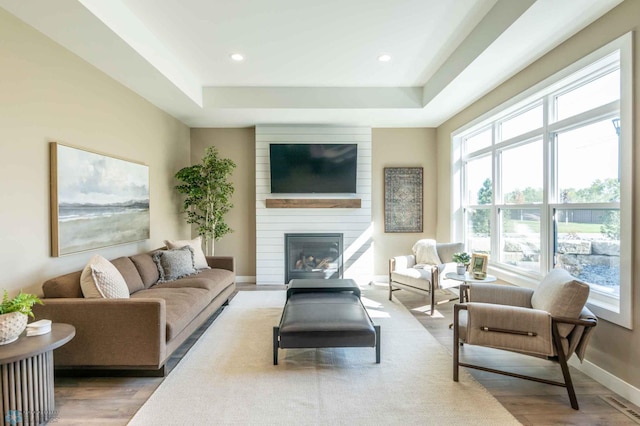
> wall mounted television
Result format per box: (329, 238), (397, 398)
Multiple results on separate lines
(269, 144), (358, 194)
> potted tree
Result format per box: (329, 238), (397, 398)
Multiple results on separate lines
(174, 147), (236, 255)
(0, 290), (43, 345)
(452, 252), (471, 276)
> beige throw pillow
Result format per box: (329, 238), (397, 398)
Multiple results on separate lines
(164, 236), (210, 270)
(531, 268), (590, 337)
(80, 255), (130, 299)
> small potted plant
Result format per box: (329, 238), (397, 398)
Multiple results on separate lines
(452, 252), (471, 275)
(0, 290), (43, 345)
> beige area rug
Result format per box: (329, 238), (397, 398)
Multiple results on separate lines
(128, 289), (520, 425)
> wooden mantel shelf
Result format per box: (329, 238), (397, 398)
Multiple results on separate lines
(266, 198), (362, 209)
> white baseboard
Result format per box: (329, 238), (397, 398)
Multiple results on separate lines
(569, 357), (640, 407)
(236, 276), (256, 283)
(372, 275), (389, 284)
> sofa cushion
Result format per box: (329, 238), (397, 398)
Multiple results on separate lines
(153, 268), (235, 292)
(391, 268), (433, 291)
(188, 268), (235, 287)
(153, 246), (198, 282)
(42, 271), (83, 298)
(110, 257), (145, 294)
(392, 263), (458, 291)
(131, 287), (212, 341)
(164, 236), (210, 270)
(531, 268), (590, 337)
(130, 253), (160, 288)
(80, 255), (130, 299)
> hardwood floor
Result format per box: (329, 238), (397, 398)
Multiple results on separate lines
(49, 283), (640, 425)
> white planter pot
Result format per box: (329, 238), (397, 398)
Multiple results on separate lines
(456, 264), (466, 275)
(0, 312), (28, 345)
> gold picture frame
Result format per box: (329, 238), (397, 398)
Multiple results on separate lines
(470, 253), (489, 273)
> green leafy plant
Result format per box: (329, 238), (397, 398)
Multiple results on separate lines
(0, 290), (43, 319)
(452, 252), (471, 265)
(174, 147), (236, 255)
(601, 210), (620, 240)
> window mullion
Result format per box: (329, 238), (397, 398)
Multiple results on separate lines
(549, 202), (619, 210)
(551, 60), (620, 99)
(542, 98), (552, 271)
(491, 124), (499, 262)
(548, 100), (619, 133)
(453, 33), (631, 328)
(494, 129), (544, 149)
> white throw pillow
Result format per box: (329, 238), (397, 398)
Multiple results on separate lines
(164, 236), (210, 270)
(80, 255), (130, 299)
(412, 239), (442, 265)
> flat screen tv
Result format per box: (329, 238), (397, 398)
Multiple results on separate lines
(270, 144), (358, 194)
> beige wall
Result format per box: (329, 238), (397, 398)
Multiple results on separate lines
(0, 9), (191, 296)
(372, 128), (437, 276)
(190, 128), (256, 277)
(436, 0), (640, 388)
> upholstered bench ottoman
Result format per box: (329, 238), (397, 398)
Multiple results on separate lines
(273, 279), (381, 365)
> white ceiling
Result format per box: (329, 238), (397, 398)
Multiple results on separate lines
(0, 0), (623, 128)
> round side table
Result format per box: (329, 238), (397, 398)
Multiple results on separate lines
(444, 271), (497, 284)
(0, 323), (75, 425)
(444, 272), (497, 302)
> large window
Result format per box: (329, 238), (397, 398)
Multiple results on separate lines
(452, 34), (632, 328)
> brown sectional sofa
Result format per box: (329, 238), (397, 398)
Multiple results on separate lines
(33, 252), (236, 375)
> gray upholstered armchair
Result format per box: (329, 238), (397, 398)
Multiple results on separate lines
(389, 241), (464, 315)
(453, 268), (597, 410)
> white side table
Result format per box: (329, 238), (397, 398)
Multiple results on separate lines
(444, 272), (497, 302)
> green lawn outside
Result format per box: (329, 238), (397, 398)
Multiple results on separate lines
(557, 221), (603, 233)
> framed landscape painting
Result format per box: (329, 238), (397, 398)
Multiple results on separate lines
(50, 142), (150, 257)
(384, 167), (423, 233)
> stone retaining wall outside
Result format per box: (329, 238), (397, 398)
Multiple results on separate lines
(469, 234), (620, 279)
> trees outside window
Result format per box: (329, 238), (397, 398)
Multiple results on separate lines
(453, 36), (632, 327)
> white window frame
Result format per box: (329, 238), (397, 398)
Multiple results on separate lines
(451, 33), (633, 329)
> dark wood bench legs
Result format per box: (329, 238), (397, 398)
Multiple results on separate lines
(273, 326), (280, 365)
(374, 325), (381, 364)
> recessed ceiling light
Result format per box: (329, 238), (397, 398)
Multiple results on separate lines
(377, 54), (391, 62)
(230, 53), (244, 61)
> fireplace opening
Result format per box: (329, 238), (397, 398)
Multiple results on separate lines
(285, 233), (343, 283)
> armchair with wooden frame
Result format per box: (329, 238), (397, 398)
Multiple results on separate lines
(452, 268), (597, 410)
(389, 241), (464, 315)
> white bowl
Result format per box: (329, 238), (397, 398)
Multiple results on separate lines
(0, 312), (28, 345)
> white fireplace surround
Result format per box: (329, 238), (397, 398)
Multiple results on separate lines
(255, 125), (373, 285)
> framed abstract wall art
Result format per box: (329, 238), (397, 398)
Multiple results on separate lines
(50, 142), (150, 256)
(384, 167), (423, 233)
